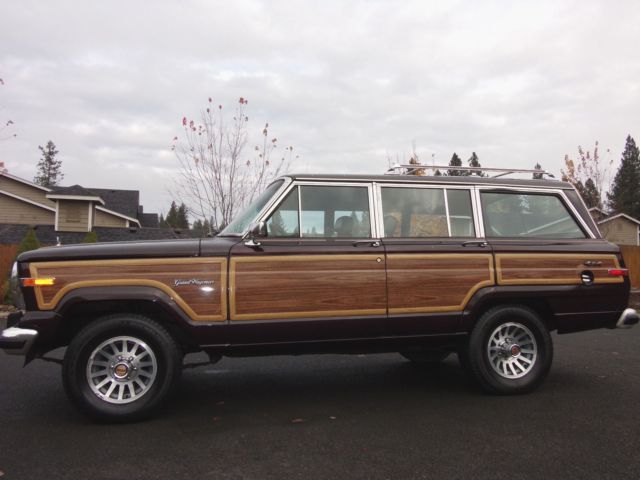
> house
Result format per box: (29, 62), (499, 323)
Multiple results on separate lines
(597, 213), (640, 246)
(0, 170), (191, 244)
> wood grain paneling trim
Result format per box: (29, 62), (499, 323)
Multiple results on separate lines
(386, 253), (494, 314)
(496, 253), (623, 285)
(29, 257), (228, 321)
(230, 254), (387, 320)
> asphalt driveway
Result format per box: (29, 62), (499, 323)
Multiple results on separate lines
(0, 319), (638, 480)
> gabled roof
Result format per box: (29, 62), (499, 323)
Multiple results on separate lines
(588, 207), (608, 214)
(0, 189), (56, 212)
(89, 188), (140, 219)
(597, 213), (640, 226)
(0, 171), (52, 192)
(47, 185), (106, 205)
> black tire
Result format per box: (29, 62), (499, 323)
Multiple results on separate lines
(400, 349), (451, 364)
(462, 305), (553, 395)
(62, 314), (182, 422)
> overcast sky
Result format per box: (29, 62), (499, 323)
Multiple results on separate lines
(1, 0), (639, 217)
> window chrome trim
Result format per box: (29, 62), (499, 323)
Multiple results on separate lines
(443, 189), (452, 237)
(475, 186), (596, 239)
(257, 180), (376, 239)
(233, 177), (292, 238)
(472, 187), (485, 238)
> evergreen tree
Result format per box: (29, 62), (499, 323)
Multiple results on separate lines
(468, 152), (483, 176)
(165, 201), (179, 228)
(177, 203), (189, 229)
(158, 213), (167, 228)
(608, 135), (640, 217)
(533, 163), (544, 180)
(192, 219), (204, 236)
(34, 140), (64, 187)
(582, 178), (601, 209)
(447, 153), (464, 176)
(16, 227), (40, 256)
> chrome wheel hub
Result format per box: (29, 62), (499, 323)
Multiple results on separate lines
(487, 322), (537, 379)
(86, 336), (158, 404)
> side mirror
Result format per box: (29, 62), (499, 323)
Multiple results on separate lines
(244, 221), (267, 248)
(248, 221), (268, 238)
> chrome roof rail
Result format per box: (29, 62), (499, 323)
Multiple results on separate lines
(385, 164), (555, 179)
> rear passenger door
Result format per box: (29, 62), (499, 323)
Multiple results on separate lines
(378, 184), (494, 335)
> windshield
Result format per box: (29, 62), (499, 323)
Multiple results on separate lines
(219, 180), (285, 235)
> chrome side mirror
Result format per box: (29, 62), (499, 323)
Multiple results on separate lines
(244, 221), (267, 248)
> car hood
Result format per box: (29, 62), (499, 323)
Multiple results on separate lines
(17, 236), (239, 263)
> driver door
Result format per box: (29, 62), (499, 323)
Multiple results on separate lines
(227, 182), (387, 344)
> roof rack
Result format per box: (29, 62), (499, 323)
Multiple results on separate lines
(385, 164), (555, 179)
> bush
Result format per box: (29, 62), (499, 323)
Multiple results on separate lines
(83, 231), (98, 243)
(16, 227), (40, 257)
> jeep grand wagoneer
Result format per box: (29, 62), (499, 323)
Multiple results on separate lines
(2, 168), (637, 420)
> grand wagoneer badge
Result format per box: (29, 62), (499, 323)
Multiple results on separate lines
(173, 278), (215, 288)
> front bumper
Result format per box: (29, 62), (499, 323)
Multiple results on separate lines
(616, 308), (640, 329)
(0, 326), (39, 355)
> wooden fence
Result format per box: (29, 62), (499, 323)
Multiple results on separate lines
(620, 245), (640, 289)
(0, 244), (18, 280)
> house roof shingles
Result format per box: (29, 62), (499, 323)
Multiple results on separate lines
(0, 224), (196, 245)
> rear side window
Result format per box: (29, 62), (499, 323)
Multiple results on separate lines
(481, 192), (586, 238)
(380, 187), (475, 237)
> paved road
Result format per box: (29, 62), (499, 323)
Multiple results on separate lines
(0, 321), (638, 480)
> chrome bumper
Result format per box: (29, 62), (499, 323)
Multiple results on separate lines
(0, 327), (39, 355)
(616, 308), (640, 329)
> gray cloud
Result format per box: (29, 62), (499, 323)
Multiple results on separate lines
(1, 0), (639, 215)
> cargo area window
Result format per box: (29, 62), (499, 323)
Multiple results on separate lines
(380, 187), (475, 238)
(266, 185), (372, 238)
(481, 192), (586, 238)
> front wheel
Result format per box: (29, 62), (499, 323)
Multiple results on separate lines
(62, 314), (182, 422)
(462, 305), (553, 394)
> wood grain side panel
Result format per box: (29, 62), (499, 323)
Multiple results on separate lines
(230, 255), (387, 320)
(496, 253), (623, 285)
(29, 258), (227, 322)
(386, 254), (494, 314)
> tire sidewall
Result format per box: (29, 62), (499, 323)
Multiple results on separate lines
(468, 306), (553, 394)
(63, 315), (180, 421)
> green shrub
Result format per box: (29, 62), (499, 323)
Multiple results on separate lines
(83, 231), (98, 243)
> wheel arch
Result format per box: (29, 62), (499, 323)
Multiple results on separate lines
(53, 286), (198, 351)
(461, 287), (558, 333)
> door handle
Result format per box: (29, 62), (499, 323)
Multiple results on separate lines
(462, 240), (488, 247)
(353, 240), (380, 247)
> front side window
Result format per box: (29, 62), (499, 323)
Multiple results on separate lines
(380, 187), (475, 237)
(265, 184), (372, 238)
(481, 191), (586, 238)
(220, 180), (285, 235)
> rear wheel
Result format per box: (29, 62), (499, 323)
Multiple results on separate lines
(62, 314), (182, 422)
(462, 305), (553, 394)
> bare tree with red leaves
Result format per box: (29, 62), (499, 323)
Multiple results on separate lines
(171, 97), (294, 230)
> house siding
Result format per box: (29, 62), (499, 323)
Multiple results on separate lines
(0, 176), (54, 208)
(95, 209), (127, 228)
(598, 218), (638, 246)
(0, 192), (55, 224)
(57, 200), (90, 232)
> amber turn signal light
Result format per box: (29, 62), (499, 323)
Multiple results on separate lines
(608, 268), (628, 277)
(21, 277), (56, 287)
